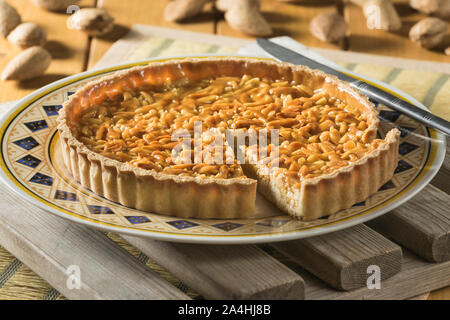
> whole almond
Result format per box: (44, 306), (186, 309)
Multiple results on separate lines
(67, 8), (114, 36)
(363, 0), (402, 31)
(409, 17), (448, 48)
(224, 0), (272, 36)
(310, 12), (348, 43)
(30, 0), (80, 12)
(164, 0), (210, 22)
(0, 0), (21, 37)
(7, 22), (47, 48)
(216, 0), (259, 12)
(410, 0), (450, 19)
(1, 46), (51, 81)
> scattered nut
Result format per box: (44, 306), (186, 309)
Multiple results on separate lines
(164, 0), (210, 22)
(1, 46), (51, 81)
(0, 0), (21, 37)
(224, 0), (272, 36)
(409, 17), (448, 48)
(216, 0), (259, 12)
(164, 0), (270, 36)
(67, 8), (114, 36)
(7, 22), (47, 49)
(30, 0), (80, 12)
(363, 0), (402, 31)
(310, 12), (348, 43)
(410, 0), (450, 19)
(446, 47), (450, 55)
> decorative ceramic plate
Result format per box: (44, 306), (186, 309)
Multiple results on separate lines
(0, 56), (446, 244)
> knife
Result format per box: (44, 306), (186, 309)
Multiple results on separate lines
(257, 38), (450, 136)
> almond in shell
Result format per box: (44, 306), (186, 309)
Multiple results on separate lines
(7, 22), (47, 48)
(310, 12), (348, 43)
(409, 17), (448, 48)
(0, 0), (21, 37)
(1, 46), (51, 81)
(67, 8), (114, 36)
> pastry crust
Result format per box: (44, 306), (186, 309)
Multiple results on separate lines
(245, 129), (399, 220)
(57, 57), (400, 220)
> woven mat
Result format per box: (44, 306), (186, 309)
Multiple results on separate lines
(0, 27), (449, 300)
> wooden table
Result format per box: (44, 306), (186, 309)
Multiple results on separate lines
(0, 0), (448, 300)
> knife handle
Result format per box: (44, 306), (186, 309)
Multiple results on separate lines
(351, 80), (450, 136)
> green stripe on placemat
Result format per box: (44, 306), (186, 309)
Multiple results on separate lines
(43, 288), (61, 300)
(137, 252), (150, 264)
(148, 38), (176, 58)
(345, 63), (357, 71)
(382, 68), (402, 84)
(0, 259), (22, 288)
(0, 36), (449, 300)
(423, 74), (450, 108)
(207, 45), (221, 53)
(0, 246), (63, 300)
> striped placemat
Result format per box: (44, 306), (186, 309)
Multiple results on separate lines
(0, 27), (448, 300)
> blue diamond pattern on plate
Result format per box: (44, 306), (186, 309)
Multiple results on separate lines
(399, 142), (419, 155)
(24, 120), (48, 132)
(369, 98), (379, 107)
(398, 126), (415, 138)
(167, 220), (199, 230)
(67, 92), (75, 96)
(43, 105), (62, 116)
(16, 154), (41, 168)
(30, 172), (53, 186)
(379, 110), (401, 122)
(353, 201), (365, 207)
(395, 160), (413, 174)
(125, 216), (151, 224)
(379, 180), (396, 191)
(87, 205), (114, 215)
(13, 137), (39, 150)
(212, 222), (243, 231)
(257, 219), (290, 228)
(54, 190), (77, 201)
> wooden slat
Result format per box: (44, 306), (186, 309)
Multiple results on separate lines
(272, 224), (402, 291)
(344, 0), (449, 62)
(122, 235), (305, 300)
(430, 137), (449, 193)
(367, 185), (450, 262)
(0, 0), (95, 103)
(87, 0), (216, 69)
(0, 187), (189, 300)
(302, 249), (450, 299)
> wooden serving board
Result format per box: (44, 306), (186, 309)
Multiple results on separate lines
(0, 28), (449, 300)
(0, 148), (448, 300)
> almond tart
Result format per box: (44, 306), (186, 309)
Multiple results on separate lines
(57, 58), (400, 220)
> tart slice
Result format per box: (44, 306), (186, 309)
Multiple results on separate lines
(57, 58), (400, 220)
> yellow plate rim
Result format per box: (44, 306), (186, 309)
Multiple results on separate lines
(0, 55), (446, 244)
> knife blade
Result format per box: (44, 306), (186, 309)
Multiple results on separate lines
(257, 38), (450, 136)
